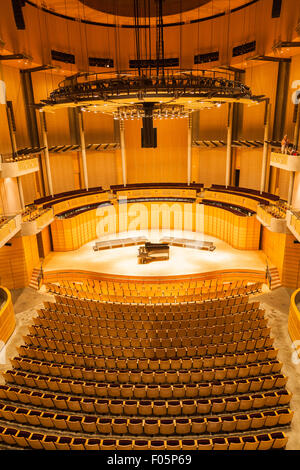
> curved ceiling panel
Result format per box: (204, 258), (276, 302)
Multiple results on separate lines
(78, 0), (211, 18)
(26, 1), (255, 26)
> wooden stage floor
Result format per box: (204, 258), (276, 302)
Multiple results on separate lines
(43, 230), (268, 278)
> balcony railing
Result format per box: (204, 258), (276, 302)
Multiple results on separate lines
(1, 156), (40, 178)
(270, 152), (300, 172)
(0, 215), (22, 249)
(256, 204), (287, 233)
(21, 207), (54, 236)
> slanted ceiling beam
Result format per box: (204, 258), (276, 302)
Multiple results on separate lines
(0, 53), (28, 61)
(273, 41), (300, 49)
(247, 55), (291, 63)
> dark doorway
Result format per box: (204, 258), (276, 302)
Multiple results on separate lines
(36, 232), (44, 259)
(234, 169), (240, 187)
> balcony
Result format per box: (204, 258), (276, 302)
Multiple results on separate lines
(287, 210), (300, 242)
(1, 155), (40, 178)
(270, 152), (300, 172)
(256, 204), (287, 233)
(0, 214), (22, 249)
(21, 207), (54, 236)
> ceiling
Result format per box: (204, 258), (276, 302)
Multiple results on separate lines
(27, 0), (255, 26)
(78, 0), (211, 18)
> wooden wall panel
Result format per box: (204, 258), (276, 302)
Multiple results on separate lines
(49, 152), (75, 194)
(261, 227), (286, 281)
(197, 106), (227, 141)
(0, 65), (29, 153)
(21, 173), (38, 205)
(0, 234), (39, 289)
(86, 151), (118, 190)
(239, 149), (262, 191)
(292, 172), (300, 210)
(282, 233), (300, 289)
(125, 119), (188, 184)
(84, 113), (114, 144)
(40, 227), (52, 258)
(50, 201), (260, 252)
(196, 149), (227, 187)
(242, 63), (278, 139)
(277, 169), (290, 201)
(0, 178), (22, 216)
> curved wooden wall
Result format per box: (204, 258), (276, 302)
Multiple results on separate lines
(288, 288), (300, 352)
(50, 200), (261, 252)
(0, 287), (16, 347)
(43, 268), (265, 285)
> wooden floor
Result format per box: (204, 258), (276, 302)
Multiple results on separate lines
(43, 230), (268, 278)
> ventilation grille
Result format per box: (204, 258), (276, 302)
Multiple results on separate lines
(194, 51), (219, 64)
(232, 41), (256, 57)
(51, 50), (75, 64)
(88, 57), (114, 68)
(129, 58), (179, 68)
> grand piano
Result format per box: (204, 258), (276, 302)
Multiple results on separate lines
(138, 242), (170, 264)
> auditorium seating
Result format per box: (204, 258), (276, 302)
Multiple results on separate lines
(0, 282), (292, 450)
(44, 278), (263, 304)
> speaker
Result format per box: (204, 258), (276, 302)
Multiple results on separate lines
(141, 102), (157, 148)
(272, 0), (282, 18)
(11, 0), (25, 30)
(141, 126), (157, 148)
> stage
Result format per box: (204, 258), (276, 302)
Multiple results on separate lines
(43, 230), (268, 278)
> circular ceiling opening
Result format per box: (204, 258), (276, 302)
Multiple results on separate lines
(78, 0), (211, 18)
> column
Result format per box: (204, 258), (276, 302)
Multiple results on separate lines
(120, 120), (127, 187)
(5, 102), (24, 211)
(288, 103), (300, 206)
(225, 103), (233, 187)
(269, 59), (291, 193)
(40, 111), (54, 197)
(6, 101), (18, 159)
(187, 114), (192, 185)
(17, 177), (25, 210)
(78, 110), (89, 191)
(260, 100), (271, 194)
(20, 70), (46, 196)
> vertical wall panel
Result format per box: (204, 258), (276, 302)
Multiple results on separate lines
(49, 153), (75, 194)
(125, 118), (188, 184)
(86, 151), (118, 189)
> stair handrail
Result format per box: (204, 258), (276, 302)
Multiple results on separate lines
(37, 258), (44, 289)
(265, 258), (272, 289)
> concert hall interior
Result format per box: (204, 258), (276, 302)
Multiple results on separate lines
(1, 0), (300, 452)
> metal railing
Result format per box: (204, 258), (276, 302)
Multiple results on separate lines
(37, 259), (44, 290)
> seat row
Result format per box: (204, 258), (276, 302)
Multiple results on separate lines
(46, 285), (262, 304)
(25, 325), (271, 349)
(38, 305), (264, 327)
(83, 277), (249, 291)
(3, 369), (288, 397)
(22, 335), (274, 358)
(31, 317), (268, 340)
(0, 426), (289, 450)
(0, 402), (293, 435)
(18, 344), (279, 370)
(54, 278), (249, 294)
(0, 383), (292, 415)
(11, 357), (283, 384)
(52, 294), (251, 313)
